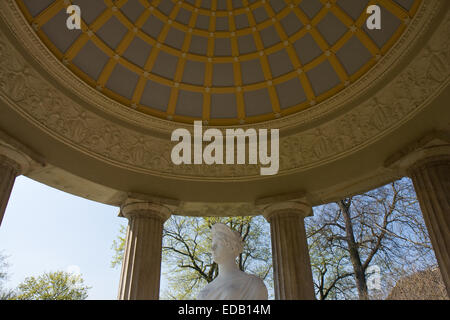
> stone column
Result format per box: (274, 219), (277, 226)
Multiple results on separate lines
(0, 134), (40, 226)
(0, 155), (20, 226)
(118, 199), (173, 300)
(408, 154), (450, 296)
(385, 133), (450, 297)
(263, 201), (315, 300)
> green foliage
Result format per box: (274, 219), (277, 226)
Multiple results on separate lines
(13, 271), (90, 300)
(111, 224), (127, 268)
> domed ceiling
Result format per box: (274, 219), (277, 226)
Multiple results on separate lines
(17, 0), (420, 125)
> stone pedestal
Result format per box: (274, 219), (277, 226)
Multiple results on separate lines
(263, 201), (315, 300)
(0, 156), (20, 225)
(409, 155), (450, 296)
(118, 199), (172, 300)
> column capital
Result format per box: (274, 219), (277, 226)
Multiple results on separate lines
(0, 154), (21, 175)
(0, 144), (31, 175)
(119, 194), (179, 222)
(384, 131), (450, 175)
(261, 201), (313, 222)
(0, 130), (45, 175)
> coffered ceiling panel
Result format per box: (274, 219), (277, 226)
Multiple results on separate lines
(18, 0), (421, 125)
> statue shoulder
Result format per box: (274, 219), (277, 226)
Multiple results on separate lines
(197, 281), (215, 300)
(247, 274), (268, 300)
(248, 274), (265, 286)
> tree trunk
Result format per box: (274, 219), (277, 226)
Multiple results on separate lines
(339, 200), (369, 300)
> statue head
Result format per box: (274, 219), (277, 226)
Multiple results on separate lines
(211, 223), (244, 264)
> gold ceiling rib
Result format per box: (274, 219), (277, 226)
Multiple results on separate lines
(177, 0), (265, 17)
(27, 0), (377, 64)
(96, 0), (134, 107)
(32, 0), (64, 27)
(131, 0), (159, 105)
(155, 0), (183, 117)
(241, 0), (274, 119)
(138, 2), (295, 42)
(229, 0), (244, 121)
(263, 0), (292, 115)
(16, 0), (421, 125)
(380, 0), (410, 19)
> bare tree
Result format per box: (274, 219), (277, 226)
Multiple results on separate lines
(308, 228), (354, 299)
(387, 267), (448, 300)
(306, 178), (436, 300)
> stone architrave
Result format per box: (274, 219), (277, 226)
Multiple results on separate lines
(262, 200), (315, 300)
(117, 197), (176, 300)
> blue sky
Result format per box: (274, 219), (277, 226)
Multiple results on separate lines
(0, 176), (131, 299)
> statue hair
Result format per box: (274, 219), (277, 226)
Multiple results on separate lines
(212, 223), (244, 256)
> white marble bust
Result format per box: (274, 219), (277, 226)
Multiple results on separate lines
(197, 223), (268, 300)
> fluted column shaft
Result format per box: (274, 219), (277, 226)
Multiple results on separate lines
(409, 155), (450, 296)
(118, 201), (171, 300)
(264, 202), (315, 300)
(0, 156), (20, 226)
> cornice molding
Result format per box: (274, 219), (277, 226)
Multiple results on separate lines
(385, 131), (450, 175)
(119, 196), (177, 222)
(262, 201), (313, 221)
